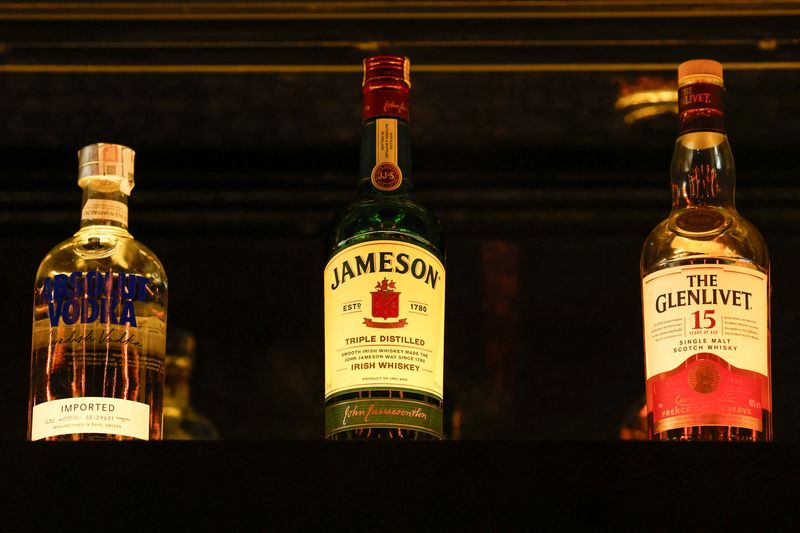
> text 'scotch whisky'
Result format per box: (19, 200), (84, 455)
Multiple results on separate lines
(28, 143), (168, 441)
(324, 56), (446, 439)
(641, 60), (771, 441)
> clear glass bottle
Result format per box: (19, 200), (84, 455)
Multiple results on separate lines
(28, 143), (168, 441)
(641, 60), (771, 441)
(324, 55), (446, 440)
(163, 329), (219, 440)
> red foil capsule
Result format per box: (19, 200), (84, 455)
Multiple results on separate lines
(677, 59), (725, 135)
(362, 55), (411, 122)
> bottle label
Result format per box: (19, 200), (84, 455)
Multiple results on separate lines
(325, 397), (444, 437)
(81, 199), (128, 226)
(370, 118), (403, 191)
(324, 239), (445, 402)
(30, 397), (150, 441)
(29, 270), (166, 439)
(40, 271), (149, 327)
(642, 264), (769, 433)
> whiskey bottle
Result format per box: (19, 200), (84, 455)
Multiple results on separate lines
(641, 60), (771, 441)
(324, 55), (446, 440)
(28, 143), (168, 441)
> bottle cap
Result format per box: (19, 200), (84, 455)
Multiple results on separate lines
(678, 59), (723, 84)
(77, 143), (135, 195)
(363, 55), (411, 89)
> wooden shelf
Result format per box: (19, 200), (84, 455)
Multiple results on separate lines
(2, 440), (796, 529)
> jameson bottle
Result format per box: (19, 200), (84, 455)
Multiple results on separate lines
(641, 60), (771, 441)
(324, 55), (446, 440)
(28, 143), (168, 441)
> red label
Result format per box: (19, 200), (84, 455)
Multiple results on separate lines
(648, 352), (767, 433)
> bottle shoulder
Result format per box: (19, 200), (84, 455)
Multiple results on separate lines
(36, 226), (168, 284)
(641, 206), (769, 276)
(327, 194), (445, 261)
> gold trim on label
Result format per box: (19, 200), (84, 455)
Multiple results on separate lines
(654, 413), (762, 434)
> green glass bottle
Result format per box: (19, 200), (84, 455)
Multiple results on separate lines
(324, 55), (446, 440)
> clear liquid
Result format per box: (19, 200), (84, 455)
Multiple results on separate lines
(28, 225), (167, 441)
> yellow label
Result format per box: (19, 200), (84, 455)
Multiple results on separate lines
(324, 240), (445, 400)
(642, 264), (769, 379)
(371, 118), (402, 191)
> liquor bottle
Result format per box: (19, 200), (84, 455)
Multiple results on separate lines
(324, 55), (446, 440)
(641, 60), (771, 441)
(28, 143), (168, 441)
(163, 329), (219, 440)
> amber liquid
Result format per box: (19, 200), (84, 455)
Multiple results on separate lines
(641, 130), (771, 442)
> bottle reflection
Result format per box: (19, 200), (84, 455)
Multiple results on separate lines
(163, 329), (219, 440)
(619, 395), (647, 441)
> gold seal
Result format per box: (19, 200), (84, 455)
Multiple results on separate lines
(370, 162), (403, 191)
(688, 362), (721, 394)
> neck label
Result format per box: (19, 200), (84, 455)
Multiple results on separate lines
(82, 199), (128, 226)
(370, 118), (403, 191)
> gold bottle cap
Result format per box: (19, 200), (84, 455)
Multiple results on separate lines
(678, 59), (723, 84)
(77, 143), (135, 195)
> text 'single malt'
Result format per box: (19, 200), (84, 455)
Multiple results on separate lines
(324, 56), (446, 440)
(640, 60), (771, 441)
(28, 143), (168, 441)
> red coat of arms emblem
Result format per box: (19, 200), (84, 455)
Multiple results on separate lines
(364, 278), (407, 328)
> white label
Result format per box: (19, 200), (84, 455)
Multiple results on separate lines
(81, 199), (128, 226)
(31, 397), (150, 441)
(324, 240), (445, 399)
(642, 264), (769, 379)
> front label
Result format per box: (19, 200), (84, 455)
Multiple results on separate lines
(642, 264), (769, 433)
(41, 271), (149, 327)
(29, 270), (166, 440)
(324, 240), (445, 400)
(31, 397), (150, 441)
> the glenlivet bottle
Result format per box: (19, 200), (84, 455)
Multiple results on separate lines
(641, 60), (771, 441)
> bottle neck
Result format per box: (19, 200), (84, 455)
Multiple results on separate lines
(357, 117), (414, 196)
(671, 79), (734, 209)
(79, 179), (130, 230)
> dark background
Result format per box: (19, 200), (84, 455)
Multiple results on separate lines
(2, 1), (800, 440)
